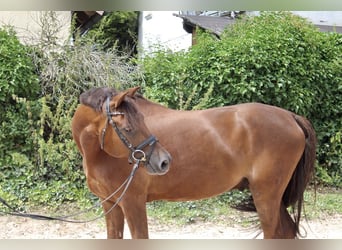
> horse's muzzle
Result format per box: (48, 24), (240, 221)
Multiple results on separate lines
(146, 149), (171, 175)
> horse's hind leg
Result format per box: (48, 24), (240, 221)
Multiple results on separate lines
(102, 201), (125, 239)
(250, 182), (296, 239)
(279, 202), (297, 238)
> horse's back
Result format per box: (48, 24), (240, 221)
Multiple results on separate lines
(198, 102), (303, 138)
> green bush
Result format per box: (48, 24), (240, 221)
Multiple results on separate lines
(0, 27), (40, 166)
(86, 11), (139, 55)
(0, 27), (43, 208)
(0, 93), (87, 209)
(0, 27), (40, 193)
(141, 12), (342, 187)
(0, 27), (40, 103)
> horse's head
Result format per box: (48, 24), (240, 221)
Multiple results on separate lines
(100, 87), (171, 175)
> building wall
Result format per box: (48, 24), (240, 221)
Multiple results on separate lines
(291, 11), (342, 26)
(0, 11), (71, 45)
(138, 11), (192, 55)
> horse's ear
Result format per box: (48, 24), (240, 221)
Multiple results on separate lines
(127, 86), (140, 97)
(111, 90), (129, 108)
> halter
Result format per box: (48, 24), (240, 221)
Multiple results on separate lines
(101, 96), (158, 165)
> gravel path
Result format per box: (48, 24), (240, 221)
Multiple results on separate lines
(1, 213), (341, 239)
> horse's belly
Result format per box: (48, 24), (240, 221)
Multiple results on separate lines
(148, 161), (244, 202)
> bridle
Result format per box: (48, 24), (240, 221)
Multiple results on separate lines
(100, 96), (158, 166)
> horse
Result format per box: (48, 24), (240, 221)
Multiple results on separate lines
(71, 87), (171, 237)
(72, 86), (316, 239)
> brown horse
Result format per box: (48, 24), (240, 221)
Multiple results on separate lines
(72, 86), (316, 239)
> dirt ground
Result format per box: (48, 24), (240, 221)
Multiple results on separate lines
(0, 213), (341, 239)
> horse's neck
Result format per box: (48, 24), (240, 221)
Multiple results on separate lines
(135, 96), (174, 116)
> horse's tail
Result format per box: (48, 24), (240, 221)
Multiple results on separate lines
(282, 115), (317, 235)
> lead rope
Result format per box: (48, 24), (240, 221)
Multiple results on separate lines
(0, 160), (140, 223)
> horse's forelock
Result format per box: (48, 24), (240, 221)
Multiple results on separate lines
(79, 88), (143, 129)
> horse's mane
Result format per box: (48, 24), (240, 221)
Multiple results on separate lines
(80, 87), (118, 112)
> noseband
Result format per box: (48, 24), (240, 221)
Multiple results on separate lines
(100, 97), (158, 165)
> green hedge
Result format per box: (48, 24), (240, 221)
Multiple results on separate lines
(0, 27), (40, 165)
(0, 28), (40, 103)
(141, 12), (342, 187)
(0, 27), (40, 180)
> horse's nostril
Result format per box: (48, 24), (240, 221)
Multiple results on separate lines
(161, 159), (169, 170)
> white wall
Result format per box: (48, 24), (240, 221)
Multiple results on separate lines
(0, 11), (71, 45)
(138, 11), (192, 55)
(292, 11), (342, 26)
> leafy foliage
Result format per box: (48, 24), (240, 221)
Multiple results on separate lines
(141, 12), (342, 187)
(0, 27), (40, 103)
(85, 11), (139, 55)
(0, 28), (41, 206)
(0, 28), (40, 173)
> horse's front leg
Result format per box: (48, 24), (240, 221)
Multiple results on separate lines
(121, 197), (149, 239)
(102, 200), (125, 239)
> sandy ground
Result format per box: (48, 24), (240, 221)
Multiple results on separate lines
(0, 213), (341, 239)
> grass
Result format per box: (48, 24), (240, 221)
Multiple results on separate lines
(303, 187), (342, 219)
(146, 187), (342, 227)
(147, 190), (261, 228)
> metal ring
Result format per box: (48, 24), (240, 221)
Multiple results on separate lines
(132, 149), (146, 162)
